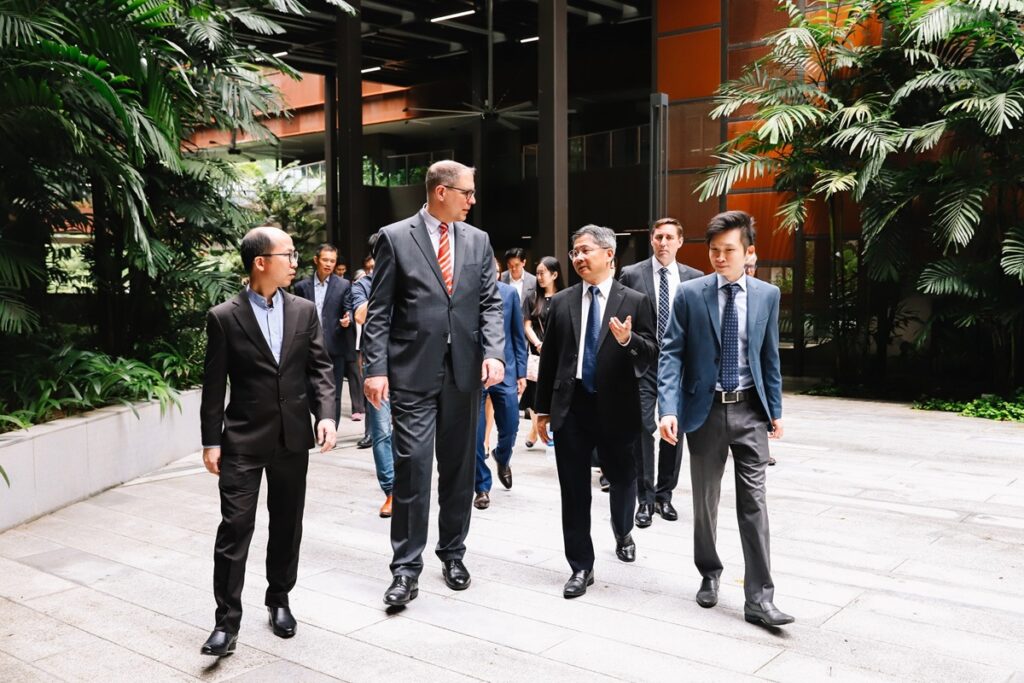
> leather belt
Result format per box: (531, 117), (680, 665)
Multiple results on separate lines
(714, 390), (749, 404)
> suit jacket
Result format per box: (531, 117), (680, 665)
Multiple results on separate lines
(657, 274), (783, 434)
(200, 290), (335, 454)
(293, 274), (354, 361)
(500, 270), (537, 308)
(362, 213), (505, 393)
(495, 280), (528, 390)
(535, 279), (657, 433)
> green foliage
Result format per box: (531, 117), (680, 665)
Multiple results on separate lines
(914, 389), (1024, 422)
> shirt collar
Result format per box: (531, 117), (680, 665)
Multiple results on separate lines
(585, 275), (615, 299)
(247, 286), (282, 311)
(716, 273), (747, 292)
(314, 273), (330, 287)
(420, 205), (448, 236)
(651, 256), (678, 277)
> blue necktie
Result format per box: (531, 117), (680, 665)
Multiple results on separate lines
(657, 266), (670, 345)
(582, 285), (601, 393)
(720, 283), (740, 392)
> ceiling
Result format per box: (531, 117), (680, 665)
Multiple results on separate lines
(244, 0), (652, 86)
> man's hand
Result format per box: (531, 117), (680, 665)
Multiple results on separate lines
(316, 419), (337, 452)
(339, 312), (351, 328)
(609, 315), (632, 345)
(202, 447), (221, 475)
(517, 377), (527, 397)
(769, 418), (784, 440)
(354, 302), (368, 325)
(659, 415), (679, 446)
(364, 375), (389, 409)
(537, 415), (551, 445)
(482, 358), (504, 389)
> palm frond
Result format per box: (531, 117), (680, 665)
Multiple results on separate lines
(943, 90), (1024, 136)
(908, 3), (986, 46)
(825, 119), (901, 158)
(812, 171), (858, 199)
(900, 120), (947, 152)
(776, 195), (808, 232)
(932, 183), (987, 248)
(225, 8), (284, 35)
(0, 288), (40, 334)
(891, 69), (985, 104)
(918, 258), (981, 298)
(696, 151), (778, 201)
(1001, 225), (1024, 281)
(754, 104), (830, 145)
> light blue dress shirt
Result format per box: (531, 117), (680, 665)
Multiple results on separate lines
(247, 287), (284, 364)
(715, 273), (753, 391)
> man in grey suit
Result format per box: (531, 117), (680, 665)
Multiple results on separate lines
(362, 160), (506, 608)
(618, 217), (702, 529)
(657, 210), (793, 628)
(500, 247), (536, 306)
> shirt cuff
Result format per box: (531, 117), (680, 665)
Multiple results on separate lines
(617, 332), (632, 347)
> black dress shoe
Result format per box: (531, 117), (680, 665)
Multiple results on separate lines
(696, 577), (719, 608)
(655, 501), (679, 521)
(267, 606), (296, 638)
(442, 559), (471, 591)
(201, 629), (237, 656)
(563, 569), (594, 598)
(615, 534), (636, 563)
(744, 600), (795, 626)
(768, 456), (777, 466)
(384, 576), (419, 606)
(635, 503), (653, 528)
(357, 435), (373, 449)
(599, 474), (610, 492)
(496, 456), (513, 489)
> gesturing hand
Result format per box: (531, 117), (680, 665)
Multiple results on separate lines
(609, 315), (632, 345)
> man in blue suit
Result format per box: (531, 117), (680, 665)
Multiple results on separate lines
(657, 210), (792, 628)
(473, 258), (528, 509)
(294, 244), (353, 425)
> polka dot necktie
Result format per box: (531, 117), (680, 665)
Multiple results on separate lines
(437, 222), (453, 295)
(657, 266), (670, 346)
(720, 283), (741, 392)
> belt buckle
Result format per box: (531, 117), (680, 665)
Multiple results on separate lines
(721, 391), (740, 404)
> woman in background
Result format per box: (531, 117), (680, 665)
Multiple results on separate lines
(522, 256), (563, 448)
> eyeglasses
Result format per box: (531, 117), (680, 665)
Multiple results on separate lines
(261, 251), (299, 265)
(568, 246), (600, 260)
(443, 185), (476, 200)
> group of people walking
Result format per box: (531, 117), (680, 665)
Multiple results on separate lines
(197, 159), (790, 658)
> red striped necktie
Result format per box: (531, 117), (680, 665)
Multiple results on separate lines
(437, 222), (453, 295)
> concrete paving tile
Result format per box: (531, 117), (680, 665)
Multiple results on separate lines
(19, 547), (136, 587)
(348, 616), (600, 682)
(0, 651), (61, 682)
(543, 632), (760, 682)
(0, 598), (100, 663)
(32, 639), (192, 682)
(755, 651), (902, 682)
(851, 592), (1024, 642)
(0, 557), (77, 602)
(222, 659), (342, 682)
(0, 530), (63, 560)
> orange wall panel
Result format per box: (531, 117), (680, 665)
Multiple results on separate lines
(657, 29), (721, 100)
(677, 243), (712, 273)
(728, 0), (789, 45)
(728, 44), (770, 81)
(658, 0), (720, 33)
(668, 173), (721, 240)
(668, 100), (720, 170)
(725, 120), (777, 191)
(726, 191), (795, 262)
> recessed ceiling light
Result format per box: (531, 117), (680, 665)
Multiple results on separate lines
(431, 9), (475, 23)
(361, 66), (381, 73)
(272, 51), (288, 57)
(520, 36), (539, 43)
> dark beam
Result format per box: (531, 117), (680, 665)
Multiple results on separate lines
(336, 0), (366, 266)
(537, 0), (569, 274)
(323, 68), (338, 241)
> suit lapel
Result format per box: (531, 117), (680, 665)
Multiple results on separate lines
(568, 283), (582, 351)
(702, 277), (722, 345)
(639, 260), (656, 310)
(231, 291), (278, 366)
(451, 223), (468, 294)
(597, 280), (626, 352)
(410, 217), (450, 297)
(746, 277), (761, 358)
(278, 292), (298, 367)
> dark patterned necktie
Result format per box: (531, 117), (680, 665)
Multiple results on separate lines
(657, 266), (670, 345)
(582, 285), (601, 393)
(720, 283), (740, 392)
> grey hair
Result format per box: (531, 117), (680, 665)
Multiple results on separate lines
(571, 224), (617, 255)
(426, 160), (475, 195)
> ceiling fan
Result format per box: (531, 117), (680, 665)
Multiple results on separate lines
(403, 0), (541, 130)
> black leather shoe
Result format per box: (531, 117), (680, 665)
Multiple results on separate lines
(635, 503), (653, 528)
(563, 569), (594, 598)
(615, 534), (636, 563)
(442, 559), (471, 591)
(357, 435), (372, 449)
(696, 577), (719, 608)
(599, 475), (610, 492)
(267, 606), (296, 638)
(384, 576), (419, 606)
(496, 456), (512, 489)
(655, 501), (679, 521)
(744, 601), (795, 626)
(201, 629), (237, 656)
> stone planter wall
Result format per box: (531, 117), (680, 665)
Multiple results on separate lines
(0, 388), (202, 531)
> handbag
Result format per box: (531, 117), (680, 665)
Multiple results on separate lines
(526, 353), (540, 382)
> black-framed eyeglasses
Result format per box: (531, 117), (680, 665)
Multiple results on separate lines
(443, 185), (476, 200)
(261, 251), (299, 265)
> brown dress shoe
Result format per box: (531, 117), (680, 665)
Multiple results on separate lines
(474, 491), (490, 509)
(379, 494), (393, 518)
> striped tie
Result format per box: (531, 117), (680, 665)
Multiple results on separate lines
(437, 222), (453, 295)
(657, 266), (670, 345)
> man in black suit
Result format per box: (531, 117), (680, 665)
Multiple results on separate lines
(362, 160), (505, 607)
(293, 243), (356, 425)
(536, 224), (657, 599)
(618, 218), (703, 528)
(199, 227), (337, 655)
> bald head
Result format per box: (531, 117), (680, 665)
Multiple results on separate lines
(241, 226), (288, 272)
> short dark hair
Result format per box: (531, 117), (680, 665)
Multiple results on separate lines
(504, 247), (526, 262)
(315, 243), (338, 258)
(651, 217), (683, 239)
(367, 230), (380, 255)
(705, 210), (755, 249)
(240, 229), (273, 272)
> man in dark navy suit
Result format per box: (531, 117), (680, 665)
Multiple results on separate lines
(294, 244), (354, 425)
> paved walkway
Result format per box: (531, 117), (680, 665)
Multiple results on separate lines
(1, 394), (1023, 682)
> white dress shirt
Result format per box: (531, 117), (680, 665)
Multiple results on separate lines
(420, 205), (455, 266)
(576, 276), (615, 379)
(509, 275), (525, 302)
(651, 256), (681, 318)
(715, 273), (753, 391)
(313, 274), (329, 325)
